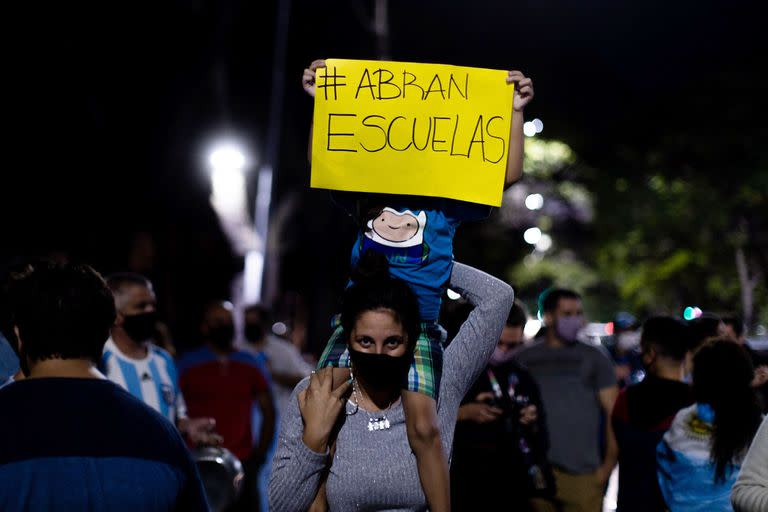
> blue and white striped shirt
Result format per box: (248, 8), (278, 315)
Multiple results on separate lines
(102, 338), (186, 424)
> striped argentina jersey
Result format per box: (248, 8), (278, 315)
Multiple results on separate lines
(102, 338), (186, 423)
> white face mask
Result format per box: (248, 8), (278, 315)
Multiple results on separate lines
(617, 331), (641, 351)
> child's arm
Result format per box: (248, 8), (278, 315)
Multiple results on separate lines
(303, 59), (326, 163)
(504, 70), (535, 189)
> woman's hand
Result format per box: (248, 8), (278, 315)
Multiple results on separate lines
(299, 367), (351, 453)
(302, 59), (327, 98)
(506, 70), (534, 112)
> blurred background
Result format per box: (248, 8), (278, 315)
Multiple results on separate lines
(4, 0), (767, 354)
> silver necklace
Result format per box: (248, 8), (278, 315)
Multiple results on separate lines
(350, 378), (396, 432)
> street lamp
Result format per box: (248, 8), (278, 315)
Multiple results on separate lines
(206, 138), (264, 304)
(208, 140), (250, 216)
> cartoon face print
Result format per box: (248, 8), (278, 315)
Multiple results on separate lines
(371, 208), (420, 243)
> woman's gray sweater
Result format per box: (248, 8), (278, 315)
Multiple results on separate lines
(732, 415), (768, 512)
(268, 262), (514, 511)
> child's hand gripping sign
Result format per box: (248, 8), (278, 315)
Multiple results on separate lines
(310, 59), (515, 207)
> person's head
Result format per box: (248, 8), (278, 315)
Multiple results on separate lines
(439, 292), (473, 343)
(614, 311), (641, 352)
(13, 262), (116, 375)
(244, 304), (271, 345)
(202, 301), (236, 352)
(686, 313), (724, 352)
(489, 300), (527, 366)
(500, 300), (527, 350)
(720, 313), (746, 345)
(541, 288), (584, 344)
(639, 316), (689, 375)
(341, 251), (420, 391)
(106, 272), (157, 343)
(692, 338), (763, 483)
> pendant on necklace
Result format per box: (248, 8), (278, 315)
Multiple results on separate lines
(367, 415), (391, 432)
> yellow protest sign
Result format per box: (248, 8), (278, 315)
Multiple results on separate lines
(311, 59), (514, 206)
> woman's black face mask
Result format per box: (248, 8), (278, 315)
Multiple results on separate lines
(348, 349), (411, 391)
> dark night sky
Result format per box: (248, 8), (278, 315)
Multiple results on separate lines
(4, 0), (765, 349)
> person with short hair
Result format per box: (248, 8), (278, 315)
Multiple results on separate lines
(452, 300), (554, 512)
(610, 311), (644, 388)
(0, 262), (208, 511)
(612, 315), (693, 512)
(514, 288), (618, 512)
(102, 272), (221, 447)
(179, 300), (276, 512)
(243, 303), (314, 417)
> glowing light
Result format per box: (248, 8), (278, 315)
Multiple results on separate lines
(525, 193), (544, 210)
(532, 118), (544, 133)
(605, 322), (614, 335)
(523, 121), (537, 137)
(207, 139), (251, 217)
(524, 319), (542, 339)
(446, 288), (461, 300)
(272, 322), (288, 336)
(244, 251), (264, 304)
(683, 306), (703, 321)
(211, 167), (246, 212)
(208, 143), (247, 173)
(535, 233), (552, 252)
(523, 227), (542, 245)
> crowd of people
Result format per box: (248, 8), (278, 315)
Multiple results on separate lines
(0, 57), (767, 512)
(2, 260), (767, 512)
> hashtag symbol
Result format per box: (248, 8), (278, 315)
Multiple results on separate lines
(316, 66), (346, 100)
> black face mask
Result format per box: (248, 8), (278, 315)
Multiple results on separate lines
(244, 323), (265, 343)
(122, 311), (157, 342)
(349, 349), (411, 391)
(208, 324), (235, 350)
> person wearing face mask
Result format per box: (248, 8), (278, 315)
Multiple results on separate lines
(609, 312), (645, 389)
(242, 304), (313, 512)
(179, 300), (276, 512)
(452, 300), (554, 512)
(514, 288), (618, 512)
(243, 304), (313, 417)
(102, 273), (221, 448)
(611, 316), (693, 512)
(268, 259), (514, 511)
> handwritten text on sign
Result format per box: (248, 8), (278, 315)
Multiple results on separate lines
(311, 59), (514, 206)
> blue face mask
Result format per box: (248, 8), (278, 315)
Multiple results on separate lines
(556, 315), (583, 344)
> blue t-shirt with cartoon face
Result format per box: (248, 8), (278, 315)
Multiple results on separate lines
(334, 192), (489, 322)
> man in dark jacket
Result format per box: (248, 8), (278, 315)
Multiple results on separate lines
(612, 316), (693, 512)
(451, 301), (553, 512)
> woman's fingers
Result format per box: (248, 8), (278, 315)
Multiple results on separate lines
(332, 379), (352, 401)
